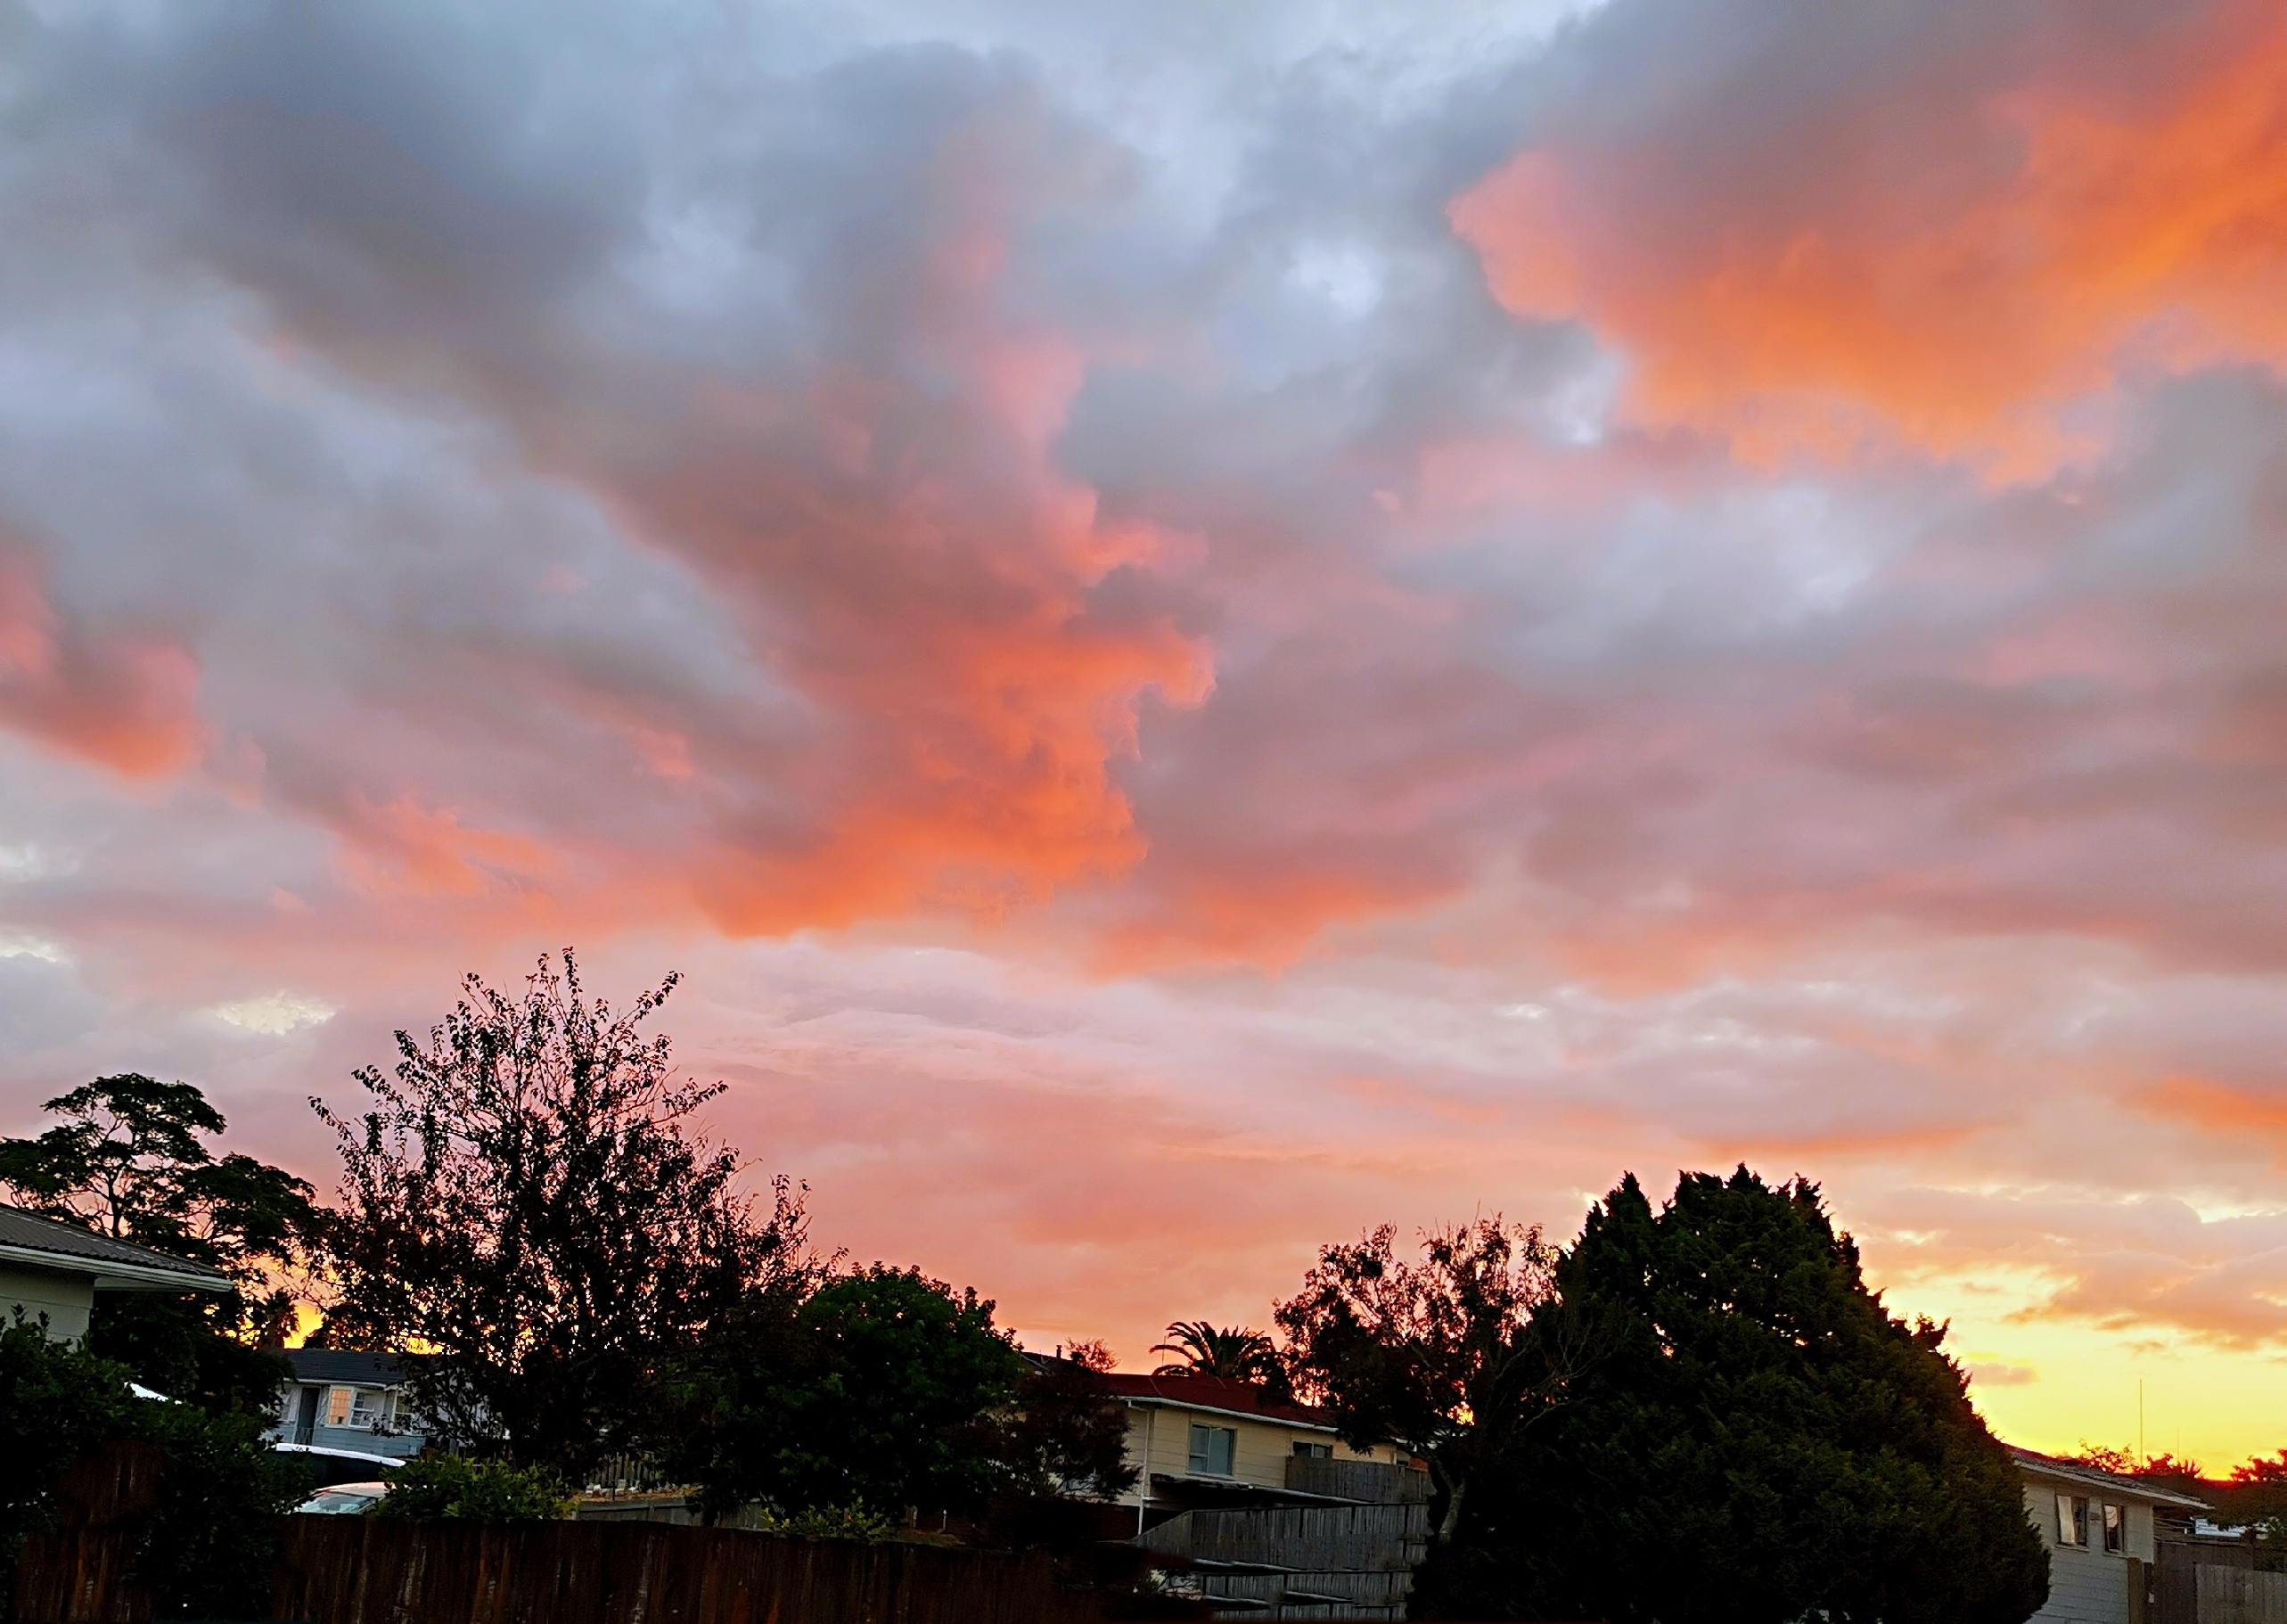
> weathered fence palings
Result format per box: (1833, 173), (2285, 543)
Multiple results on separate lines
(1279, 1458), (1430, 1506)
(267, 1516), (1078, 1624)
(19, 1512), (1089, 1624)
(1140, 1504), (1428, 1574)
(12, 1529), (152, 1624)
(2198, 1563), (2287, 1624)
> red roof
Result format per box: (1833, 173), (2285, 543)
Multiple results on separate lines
(1099, 1371), (1334, 1430)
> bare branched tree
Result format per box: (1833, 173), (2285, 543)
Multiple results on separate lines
(314, 950), (813, 1477)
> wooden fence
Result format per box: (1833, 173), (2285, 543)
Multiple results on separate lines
(1139, 1503), (1427, 1572)
(11, 1442), (168, 1624)
(269, 1518), (1074, 1624)
(2200, 1565), (2287, 1624)
(14, 1446), (1098, 1624)
(1280, 1458), (1430, 1506)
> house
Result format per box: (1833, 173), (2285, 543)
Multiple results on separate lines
(1101, 1371), (1411, 1528)
(1102, 1371), (1430, 1620)
(0, 1201), (230, 1342)
(2013, 1446), (2210, 1624)
(264, 1348), (425, 1465)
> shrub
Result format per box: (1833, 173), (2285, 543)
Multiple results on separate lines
(750, 1501), (896, 1541)
(0, 1316), (307, 1620)
(140, 1405), (310, 1620)
(373, 1454), (573, 1520)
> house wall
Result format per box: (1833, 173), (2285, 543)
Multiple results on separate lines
(2021, 1480), (2154, 1624)
(0, 1264), (94, 1341)
(1122, 1406), (1399, 1500)
(262, 1383), (424, 1460)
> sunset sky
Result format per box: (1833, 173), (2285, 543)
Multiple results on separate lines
(5, 0), (2287, 1469)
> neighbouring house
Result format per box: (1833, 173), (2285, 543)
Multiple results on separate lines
(2013, 1446), (2211, 1624)
(0, 1200), (230, 1343)
(264, 1348), (425, 1465)
(1103, 1371), (1408, 1527)
(1103, 1371), (1428, 1620)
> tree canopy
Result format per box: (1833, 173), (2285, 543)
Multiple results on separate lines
(0, 1075), (311, 1408)
(673, 1265), (1031, 1521)
(1276, 1217), (1593, 1552)
(314, 951), (811, 1477)
(1151, 1321), (1287, 1394)
(1433, 1168), (2049, 1624)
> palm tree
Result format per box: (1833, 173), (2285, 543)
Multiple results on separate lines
(1152, 1320), (1289, 1393)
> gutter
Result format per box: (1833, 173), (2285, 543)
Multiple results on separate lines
(1115, 1395), (1343, 1435)
(0, 1241), (231, 1295)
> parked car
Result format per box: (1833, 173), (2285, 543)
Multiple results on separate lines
(293, 1481), (391, 1515)
(274, 1440), (405, 1489)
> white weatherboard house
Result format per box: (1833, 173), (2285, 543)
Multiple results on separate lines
(0, 1201), (230, 1341)
(263, 1347), (426, 1464)
(2013, 1446), (2209, 1624)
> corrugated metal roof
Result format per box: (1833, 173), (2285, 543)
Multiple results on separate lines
(283, 1349), (406, 1385)
(1099, 1371), (1335, 1430)
(2009, 1446), (2213, 1510)
(0, 1202), (230, 1284)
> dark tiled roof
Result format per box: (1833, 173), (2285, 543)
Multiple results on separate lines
(0, 1203), (229, 1285)
(284, 1349), (406, 1386)
(2009, 1446), (2212, 1510)
(1100, 1372), (1333, 1430)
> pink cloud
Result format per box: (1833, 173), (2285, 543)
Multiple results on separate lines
(1450, 0), (2287, 475)
(0, 545), (207, 779)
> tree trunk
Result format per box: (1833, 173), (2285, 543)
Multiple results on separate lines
(1437, 1474), (1468, 1546)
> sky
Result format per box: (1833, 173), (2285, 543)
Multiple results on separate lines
(3, 0), (2287, 1470)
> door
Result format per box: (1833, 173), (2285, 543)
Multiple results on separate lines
(294, 1385), (319, 1444)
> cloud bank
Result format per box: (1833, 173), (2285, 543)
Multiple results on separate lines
(2, 0), (2285, 1462)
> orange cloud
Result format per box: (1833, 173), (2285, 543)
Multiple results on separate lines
(0, 545), (207, 777)
(2142, 1075), (2287, 1160)
(1450, 2), (2287, 473)
(332, 790), (556, 898)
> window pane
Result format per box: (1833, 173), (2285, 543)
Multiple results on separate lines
(1187, 1423), (1211, 1474)
(1209, 1427), (1235, 1476)
(326, 1387), (351, 1426)
(2103, 1503), (2124, 1554)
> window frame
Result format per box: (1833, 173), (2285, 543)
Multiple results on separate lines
(1186, 1422), (1237, 1478)
(348, 1388), (391, 1428)
(1291, 1440), (1333, 1459)
(2103, 1502), (2124, 1554)
(2056, 1494), (2088, 1547)
(325, 1386), (353, 1427)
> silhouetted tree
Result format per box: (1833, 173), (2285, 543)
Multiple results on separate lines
(1276, 1217), (1594, 1554)
(672, 1265), (1029, 1521)
(1462, 1169), (2049, 1624)
(979, 1349), (1141, 1548)
(2075, 1443), (2208, 1497)
(2231, 1450), (2287, 1546)
(0, 1075), (311, 1410)
(314, 951), (810, 1478)
(1151, 1320), (1287, 1394)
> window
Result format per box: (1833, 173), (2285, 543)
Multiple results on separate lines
(348, 1389), (391, 1428)
(1187, 1423), (1236, 1477)
(1292, 1441), (1332, 1459)
(325, 1387), (352, 1427)
(2056, 1495), (2087, 1547)
(2103, 1503), (2124, 1554)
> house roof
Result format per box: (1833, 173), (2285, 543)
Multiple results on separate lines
(0, 1202), (230, 1292)
(1100, 1372), (1338, 1432)
(2010, 1446), (2212, 1511)
(283, 1349), (406, 1386)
